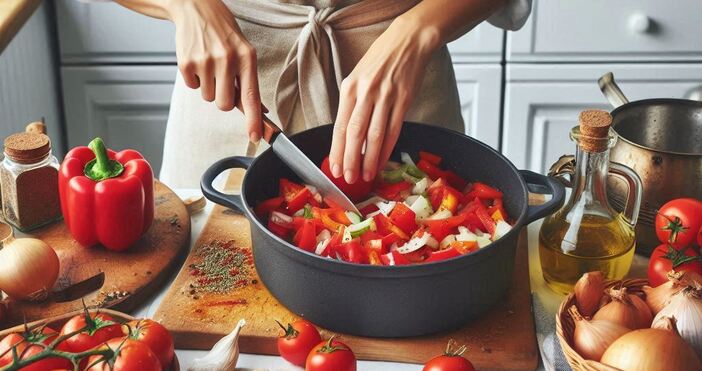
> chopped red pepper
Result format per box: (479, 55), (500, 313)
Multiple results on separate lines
(389, 203), (417, 235)
(420, 214), (466, 241)
(334, 239), (364, 263)
(255, 196), (285, 216)
(419, 151), (442, 166)
(425, 247), (461, 262)
(373, 214), (410, 240)
(417, 159), (445, 180)
(465, 182), (503, 200)
(359, 203), (380, 217)
(294, 219), (316, 252)
(279, 178), (311, 214)
(374, 181), (413, 201)
(474, 202), (496, 235)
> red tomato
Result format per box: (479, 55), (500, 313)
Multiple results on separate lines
(306, 337), (356, 371)
(60, 312), (124, 353)
(655, 198), (702, 248)
(0, 327), (72, 371)
(423, 341), (475, 371)
(276, 320), (322, 367)
(648, 244), (702, 287)
(86, 338), (161, 371)
(122, 319), (174, 369)
(320, 157), (373, 202)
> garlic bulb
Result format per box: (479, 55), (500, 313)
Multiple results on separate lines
(569, 305), (629, 361)
(188, 319), (246, 371)
(574, 271), (604, 317)
(653, 286), (702, 359)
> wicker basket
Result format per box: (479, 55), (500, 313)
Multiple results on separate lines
(0, 308), (179, 371)
(555, 278), (649, 371)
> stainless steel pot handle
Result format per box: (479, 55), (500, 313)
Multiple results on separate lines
(200, 156), (254, 214)
(598, 72), (630, 108)
(608, 162), (643, 227)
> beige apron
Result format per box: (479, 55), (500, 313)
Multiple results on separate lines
(159, 0), (530, 188)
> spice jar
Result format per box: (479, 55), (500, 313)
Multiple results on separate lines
(0, 132), (62, 231)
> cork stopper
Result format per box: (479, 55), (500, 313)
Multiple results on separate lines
(4, 132), (51, 164)
(578, 110), (612, 152)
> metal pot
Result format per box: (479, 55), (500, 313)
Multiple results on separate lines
(598, 73), (702, 255)
(201, 122), (565, 337)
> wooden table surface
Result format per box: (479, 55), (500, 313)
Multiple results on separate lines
(0, 0), (41, 54)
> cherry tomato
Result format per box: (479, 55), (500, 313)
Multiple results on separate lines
(648, 244), (702, 287)
(60, 312), (124, 353)
(0, 327), (72, 371)
(320, 157), (373, 202)
(306, 337), (356, 371)
(655, 198), (702, 248)
(423, 341), (475, 371)
(122, 319), (174, 369)
(86, 338), (161, 371)
(276, 320), (322, 367)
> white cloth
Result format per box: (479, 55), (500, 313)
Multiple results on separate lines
(158, 0), (532, 187)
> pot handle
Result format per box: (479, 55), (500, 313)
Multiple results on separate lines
(598, 72), (630, 108)
(200, 156), (254, 214)
(520, 170), (566, 224)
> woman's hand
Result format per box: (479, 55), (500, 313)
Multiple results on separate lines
(328, 18), (440, 184)
(168, 0), (263, 142)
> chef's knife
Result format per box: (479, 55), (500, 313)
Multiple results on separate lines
(51, 272), (105, 303)
(257, 114), (361, 215)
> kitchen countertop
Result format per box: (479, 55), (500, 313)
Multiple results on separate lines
(133, 188), (650, 371)
(0, 0), (41, 54)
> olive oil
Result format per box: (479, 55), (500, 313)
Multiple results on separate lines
(539, 213), (635, 294)
(538, 110), (642, 295)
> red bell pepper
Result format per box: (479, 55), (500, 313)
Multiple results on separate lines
(59, 138), (154, 251)
(279, 178), (311, 214)
(420, 214), (466, 241)
(255, 196), (285, 216)
(334, 239), (364, 263)
(464, 182), (503, 200)
(389, 203), (417, 235)
(373, 214), (410, 240)
(293, 219), (316, 252)
(374, 181), (413, 201)
(419, 151), (442, 166)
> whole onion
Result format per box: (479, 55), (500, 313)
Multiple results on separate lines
(594, 286), (652, 329)
(0, 231), (59, 301)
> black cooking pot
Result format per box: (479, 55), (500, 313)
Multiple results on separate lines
(201, 122), (564, 337)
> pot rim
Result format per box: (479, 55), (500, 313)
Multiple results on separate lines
(238, 123), (531, 277)
(611, 98), (702, 157)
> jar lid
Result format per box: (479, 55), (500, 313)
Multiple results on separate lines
(4, 132), (51, 164)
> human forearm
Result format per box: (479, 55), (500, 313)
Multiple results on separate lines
(111, 0), (173, 19)
(395, 0), (509, 51)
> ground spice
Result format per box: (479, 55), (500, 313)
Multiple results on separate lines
(1, 133), (61, 231)
(187, 240), (253, 295)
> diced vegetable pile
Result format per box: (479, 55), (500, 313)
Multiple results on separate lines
(255, 151), (513, 265)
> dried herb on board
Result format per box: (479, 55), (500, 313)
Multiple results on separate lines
(187, 240), (253, 295)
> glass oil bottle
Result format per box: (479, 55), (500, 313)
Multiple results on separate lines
(539, 110), (643, 294)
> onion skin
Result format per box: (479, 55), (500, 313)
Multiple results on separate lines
(652, 288), (702, 359)
(594, 287), (652, 329)
(569, 306), (629, 361)
(601, 328), (701, 371)
(644, 270), (702, 314)
(574, 271), (604, 318)
(0, 237), (59, 300)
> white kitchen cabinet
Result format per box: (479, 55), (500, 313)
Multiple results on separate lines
(61, 66), (178, 175)
(502, 64), (702, 173)
(56, 0), (176, 63)
(454, 65), (503, 149)
(448, 25), (504, 63)
(507, 0), (702, 62)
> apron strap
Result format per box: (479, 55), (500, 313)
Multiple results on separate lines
(224, 0), (419, 130)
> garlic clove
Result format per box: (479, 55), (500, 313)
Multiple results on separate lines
(188, 319), (246, 371)
(652, 286), (702, 359)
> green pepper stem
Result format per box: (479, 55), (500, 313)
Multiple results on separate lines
(84, 138), (124, 182)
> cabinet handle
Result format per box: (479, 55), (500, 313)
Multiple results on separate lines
(628, 13), (652, 34)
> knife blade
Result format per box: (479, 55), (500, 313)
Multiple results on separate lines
(248, 110), (360, 215)
(51, 272), (105, 303)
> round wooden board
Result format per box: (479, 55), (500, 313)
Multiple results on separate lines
(2, 181), (190, 327)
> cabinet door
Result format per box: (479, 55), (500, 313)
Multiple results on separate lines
(61, 66), (177, 175)
(448, 24), (504, 63)
(502, 64), (702, 172)
(56, 0), (176, 63)
(454, 65), (503, 149)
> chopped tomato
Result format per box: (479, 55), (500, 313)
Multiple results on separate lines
(294, 219), (316, 252)
(256, 196), (285, 216)
(420, 214), (466, 241)
(465, 182), (503, 200)
(389, 203), (418, 235)
(419, 151), (442, 166)
(334, 240), (364, 263)
(374, 181), (413, 201)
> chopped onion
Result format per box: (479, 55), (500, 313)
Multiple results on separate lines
(305, 185), (323, 203)
(316, 229), (331, 243)
(396, 233), (431, 254)
(315, 238), (331, 256)
(270, 211), (293, 227)
(426, 235), (439, 250)
(492, 220), (512, 240)
(440, 235), (456, 249)
(476, 236), (492, 248)
(412, 177), (429, 195)
(400, 152), (416, 167)
(355, 196), (387, 210)
(426, 209), (453, 220)
(375, 201), (397, 216)
(404, 195), (420, 205)
(409, 196), (433, 220)
(456, 229), (477, 242)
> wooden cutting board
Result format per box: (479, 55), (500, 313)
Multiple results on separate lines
(154, 171), (538, 370)
(1, 181), (191, 328)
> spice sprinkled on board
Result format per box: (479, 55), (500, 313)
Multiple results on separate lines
(187, 240), (253, 295)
